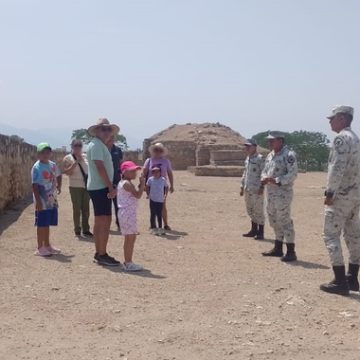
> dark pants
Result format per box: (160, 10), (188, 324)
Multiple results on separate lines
(150, 200), (164, 229)
(113, 197), (119, 228)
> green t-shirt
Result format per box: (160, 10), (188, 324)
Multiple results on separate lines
(87, 137), (114, 191)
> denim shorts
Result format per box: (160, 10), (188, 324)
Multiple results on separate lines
(35, 208), (58, 227)
(88, 188), (112, 216)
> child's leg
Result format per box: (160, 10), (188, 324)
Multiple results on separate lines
(124, 234), (137, 263)
(157, 202), (164, 228)
(150, 200), (157, 228)
(37, 227), (50, 248)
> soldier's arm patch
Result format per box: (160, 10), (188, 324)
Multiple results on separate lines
(287, 155), (295, 165)
(334, 137), (344, 148)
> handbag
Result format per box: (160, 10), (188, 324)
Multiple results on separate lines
(72, 154), (88, 188)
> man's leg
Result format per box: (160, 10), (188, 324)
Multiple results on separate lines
(69, 187), (82, 234)
(254, 193), (265, 240)
(320, 200), (349, 295)
(82, 189), (91, 233)
(243, 192), (258, 237)
(94, 215), (112, 255)
(344, 203), (360, 291)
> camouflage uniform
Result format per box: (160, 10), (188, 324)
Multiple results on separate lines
(262, 146), (298, 243)
(241, 153), (265, 225)
(323, 127), (360, 266)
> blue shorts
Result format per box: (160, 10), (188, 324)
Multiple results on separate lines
(88, 188), (112, 216)
(35, 208), (58, 227)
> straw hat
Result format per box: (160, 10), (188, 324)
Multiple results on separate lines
(149, 142), (167, 155)
(87, 118), (120, 137)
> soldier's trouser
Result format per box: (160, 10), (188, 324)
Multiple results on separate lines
(267, 189), (295, 244)
(323, 197), (360, 266)
(245, 191), (265, 225)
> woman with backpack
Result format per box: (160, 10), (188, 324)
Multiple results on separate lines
(62, 139), (93, 237)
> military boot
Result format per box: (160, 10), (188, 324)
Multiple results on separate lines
(281, 243), (297, 262)
(320, 266), (350, 296)
(243, 222), (258, 238)
(347, 263), (360, 292)
(262, 240), (283, 257)
(255, 225), (264, 240)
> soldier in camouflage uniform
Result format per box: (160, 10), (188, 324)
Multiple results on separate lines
(320, 105), (360, 296)
(261, 131), (298, 262)
(240, 139), (266, 240)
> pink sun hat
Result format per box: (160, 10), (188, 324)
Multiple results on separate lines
(120, 161), (142, 173)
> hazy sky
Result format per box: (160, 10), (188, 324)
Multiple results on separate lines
(1, 0), (360, 147)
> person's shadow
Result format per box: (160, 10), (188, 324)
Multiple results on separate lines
(160, 229), (188, 241)
(101, 265), (166, 279)
(287, 260), (330, 270)
(44, 254), (75, 263)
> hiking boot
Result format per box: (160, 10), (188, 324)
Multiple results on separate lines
(347, 263), (360, 292)
(320, 266), (350, 296)
(262, 240), (283, 257)
(243, 221), (258, 237)
(281, 243), (297, 262)
(255, 225), (264, 240)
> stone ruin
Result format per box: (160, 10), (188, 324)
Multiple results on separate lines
(143, 123), (266, 177)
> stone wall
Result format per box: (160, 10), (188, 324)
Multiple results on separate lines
(0, 134), (64, 213)
(143, 139), (197, 170)
(123, 150), (143, 166)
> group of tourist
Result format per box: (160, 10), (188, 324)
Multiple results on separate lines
(31, 117), (174, 271)
(240, 105), (360, 296)
(31, 105), (360, 295)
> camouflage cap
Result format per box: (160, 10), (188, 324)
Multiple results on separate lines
(265, 131), (286, 140)
(327, 105), (354, 119)
(244, 138), (257, 146)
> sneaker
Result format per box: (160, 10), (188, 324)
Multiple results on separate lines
(34, 246), (52, 257)
(83, 231), (93, 237)
(46, 245), (61, 255)
(150, 228), (158, 235)
(106, 253), (121, 265)
(164, 225), (172, 231)
(123, 262), (144, 272)
(158, 228), (166, 236)
(75, 231), (81, 236)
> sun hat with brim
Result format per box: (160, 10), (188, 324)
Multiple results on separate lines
(327, 105), (354, 119)
(87, 118), (120, 137)
(120, 161), (142, 173)
(149, 142), (167, 154)
(151, 166), (161, 171)
(244, 139), (257, 146)
(37, 142), (52, 152)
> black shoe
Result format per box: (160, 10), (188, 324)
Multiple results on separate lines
(320, 266), (350, 296)
(243, 221), (258, 237)
(254, 225), (264, 240)
(105, 253), (121, 265)
(262, 240), (283, 257)
(94, 252), (99, 261)
(347, 263), (360, 292)
(281, 243), (297, 262)
(164, 225), (172, 231)
(83, 231), (93, 237)
(96, 254), (120, 267)
(75, 231), (81, 236)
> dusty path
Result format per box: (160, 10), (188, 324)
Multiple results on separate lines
(1, 172), (359, 360)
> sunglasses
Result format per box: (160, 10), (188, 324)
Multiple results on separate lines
(99, 126), (113, 132)
(73, 144), (82, 148)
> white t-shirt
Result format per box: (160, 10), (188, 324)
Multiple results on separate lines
(62, 153), (89, 188)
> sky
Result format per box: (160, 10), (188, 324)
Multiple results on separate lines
(1, 0), (360, 148)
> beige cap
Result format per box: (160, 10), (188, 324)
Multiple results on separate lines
(327, 105), (354, 119)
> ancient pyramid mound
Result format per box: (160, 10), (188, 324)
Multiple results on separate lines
(147, 122), (247, 146)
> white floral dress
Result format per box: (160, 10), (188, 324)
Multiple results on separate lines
(117, 180), (138, 235)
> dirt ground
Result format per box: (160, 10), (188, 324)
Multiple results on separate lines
(1, 171), (360, 360)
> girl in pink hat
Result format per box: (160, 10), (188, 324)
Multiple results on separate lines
(117, 161), (145, 271)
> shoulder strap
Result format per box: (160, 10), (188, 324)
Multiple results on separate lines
(72, 154), (87, 185)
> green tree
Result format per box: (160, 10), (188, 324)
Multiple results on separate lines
(252, 130), (330, 172)
(71, 128), (128, 150)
